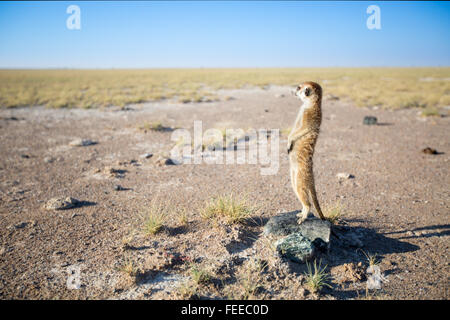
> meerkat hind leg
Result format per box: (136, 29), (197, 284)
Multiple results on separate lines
(294, 182), (311, 224)
(297, 203), (310, 224)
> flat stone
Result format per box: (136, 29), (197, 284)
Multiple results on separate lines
(139, 153), (153, 159)
(69, 139), (97, 147)
(265, 211), (331, 264)
(155, 156), (178, 166)
(264, 211), (331, 244)
(44, 197), (80, 210)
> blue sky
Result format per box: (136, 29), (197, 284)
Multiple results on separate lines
(0, 1), (449, 68)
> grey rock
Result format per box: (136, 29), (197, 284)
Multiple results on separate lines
(264, 211), (331, 244)
(333, 226), (365, 248)
(274, 233), (315, 263)
(139, 153), (153, 159)
(44, 197), (80, 210)
(14, 222), (28, 229)
(155, 156), (178, 166)
(69, 139), (97, 147)
(363, 116), (377, 125)
(265, 211), (331, 264)
(341, 231), (364, 248)
(44, 156), (56, 163)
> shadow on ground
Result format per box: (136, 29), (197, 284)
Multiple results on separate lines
(382, 224), (450, 240)
(224, 210), (421, 299)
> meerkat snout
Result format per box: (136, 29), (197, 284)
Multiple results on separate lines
(294, 83), (319, 102)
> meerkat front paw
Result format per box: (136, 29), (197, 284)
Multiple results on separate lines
(296, 212), (307, 224)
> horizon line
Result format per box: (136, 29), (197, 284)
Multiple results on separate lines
(1, 66), (450, 70)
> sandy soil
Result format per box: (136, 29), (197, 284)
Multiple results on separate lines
(0, 86), (448, 300)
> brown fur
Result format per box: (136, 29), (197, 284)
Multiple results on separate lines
(288, 81), (325, 223)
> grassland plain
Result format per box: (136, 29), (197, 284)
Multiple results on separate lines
(1, 68), (449, 110)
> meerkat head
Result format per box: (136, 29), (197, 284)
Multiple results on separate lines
(293, 81), (322, 104)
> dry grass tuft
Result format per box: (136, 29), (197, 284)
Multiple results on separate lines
(304, 259), (332, 294)
(138, 121), (171, 132)
(200, 194), (254, 224)
(119, 258), (139, 277)
(323, 201), (345, 225)
(225, 259), (267, 300)
(358, 249), (380, 267)
(420, 107), (441, 117)
(142, 203), (167, 236)
(189, 263), (212, 285)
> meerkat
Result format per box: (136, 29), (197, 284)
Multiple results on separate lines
(287, 81), (326, 224)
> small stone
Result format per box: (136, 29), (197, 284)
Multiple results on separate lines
(325, 94), (340, 101)
(336, 172), (354, 180)
(275, 94), (285, 98)
(103, 166), (126, 178)
(44, 156), (56, 163)
(114, 185), (125, 191)
(155, 156), (178, 166)
(20, 154), (30, 159)
(69, 139), (97, 147)
(363, 116), (377, 125)
(140, 153), (153, 159)
(44, 197), (80, 210)
(422, 147), (438, 155)
(342, 231), (364, 248)
(14, 222), (28, 229)
(7, 222), (28, 231)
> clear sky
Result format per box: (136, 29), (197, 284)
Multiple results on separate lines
(0, 1), (449, 68)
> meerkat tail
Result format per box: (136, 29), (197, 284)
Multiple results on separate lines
(309, 187), (325, 220)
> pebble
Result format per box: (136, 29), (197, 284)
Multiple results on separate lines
(69, 139), (97, 147)
(114, 185), (126, 191)
(336, 172), (354, 180)
(155, 156), (178, 166)
(44, 156), (56, 163)
(139, 153), (153, 159)
(363, 116), (377, 125)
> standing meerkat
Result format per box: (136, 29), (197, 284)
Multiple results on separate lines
(287, 81), (326, 224)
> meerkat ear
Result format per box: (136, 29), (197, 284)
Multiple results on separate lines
(304, 87), (311, 97)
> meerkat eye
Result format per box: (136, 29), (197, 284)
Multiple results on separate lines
(304, 88), (311, 96)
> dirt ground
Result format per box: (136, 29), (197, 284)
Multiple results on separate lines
(0, 86), (448, 300)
